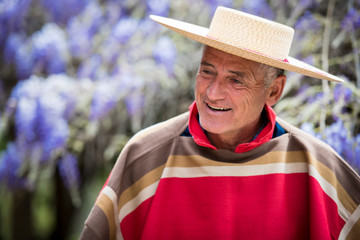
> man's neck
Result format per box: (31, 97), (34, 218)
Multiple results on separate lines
(206, 114), (264, 151)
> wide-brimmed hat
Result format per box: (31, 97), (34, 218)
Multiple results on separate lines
(150, 6), (343, 82)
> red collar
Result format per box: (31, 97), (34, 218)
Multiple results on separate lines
(188, 101), (276, 153)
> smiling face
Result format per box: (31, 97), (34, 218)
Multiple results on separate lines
(195, 46), (285, 149)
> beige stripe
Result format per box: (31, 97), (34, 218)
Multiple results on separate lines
(118, 181), (159, 223)
(308, 164), (350, 221)
(339, 205), (360, 240)
(168, 151), (357, 215)
(96, 189), (117, 240)
(118, 164), (165, 210)
(306, 153), (357, 216)
(162, 162), (308, 178)
(102, 186), (123, 240)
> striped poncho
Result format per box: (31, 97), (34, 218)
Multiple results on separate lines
(81, 110), (360, 240)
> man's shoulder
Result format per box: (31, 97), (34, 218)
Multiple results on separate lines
(126, 111), (189, 150)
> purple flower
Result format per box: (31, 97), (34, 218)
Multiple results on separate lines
(12, 76), (43, 143)
(296, 84), (310, 97)
(294, 11), (321, 40)
(298, 0), (318, 9)
(241, 0), (274, 20)
(308, 92), (324, 104)
(153, 36), (177, 75)
(57, 153), (81, 190)
(341, 9), (360, 32)
(334, 84), (353, 103)
(10, 75), (74, 165)
(323, 120), (348, 156)
(104, 1), (124, 25)
(125, 90), (145, 117)
(0, 0), (32, 46)
(66, 1), (103, 59)
(146, 0), (170, 16)
(14, 41), (34, 80)
(41, 0), (88, 25)
(89, 79), (122, 121)
(36, 91), (69, 158)
(112, 17), (139, 44)
(31, 23), (68, 75)
(0, 142), (28, 189)
(77, 55), (102, 79)
(205, 0), (233, 14)
(4, 32), (25, 64)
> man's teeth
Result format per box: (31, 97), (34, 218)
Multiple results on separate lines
(208, 104), (231, 111)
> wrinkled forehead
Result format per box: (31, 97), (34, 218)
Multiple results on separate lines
(201, 46), (262, 69)
(200, 45), (266, 78)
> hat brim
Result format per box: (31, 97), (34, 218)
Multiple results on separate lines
(150, 15), (343, 82)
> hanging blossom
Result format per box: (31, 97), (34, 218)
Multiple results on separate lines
(11, 23), (70, 80)
(153, 36), (177, 75)
(0, 142), (28, 189)
(204, 0), (233, 14)
(240, 0), (274, 20)
(89, 76), (124, 121)
(0, 0), (32, 47)
(67, 0), (103, 59)
(0, 74), (81, 190)
(112, 17), (139, 44)
(293, 11), (322, 50)
(41, 0), (88, 25)
(31, 23), (69, 75)
(341, 8), (360, 32)
(58, 153), (81, 191)
(146, 0), (170, 16)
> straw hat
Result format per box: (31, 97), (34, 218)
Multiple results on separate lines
(150, 6), (343, 82)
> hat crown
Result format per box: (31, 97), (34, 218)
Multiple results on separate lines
(207, 7), (294, 61)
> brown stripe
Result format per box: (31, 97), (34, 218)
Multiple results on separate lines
(96, 193), (116, 240)
(346, 217), (360, 240)
(118, 164), (165, 210)
(84, 206), (110, 240)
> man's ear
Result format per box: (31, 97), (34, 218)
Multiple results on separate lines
(266, 75), (286, 107)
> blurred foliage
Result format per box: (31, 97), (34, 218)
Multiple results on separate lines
(0, 0), (359, 239)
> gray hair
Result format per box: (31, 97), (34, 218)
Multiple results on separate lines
(259, 63), (285, 87)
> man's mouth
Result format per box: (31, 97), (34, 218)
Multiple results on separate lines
(207, 103), (231, 112)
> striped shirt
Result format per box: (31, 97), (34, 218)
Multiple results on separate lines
(81, 108), (360, 240)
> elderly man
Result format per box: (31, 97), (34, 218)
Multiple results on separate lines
(81, 7), (360, 240)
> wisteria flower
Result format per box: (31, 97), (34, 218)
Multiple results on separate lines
(241, 0), (274, 20)
(31, 23), (69, 75)
(112, 17), (139, 44)
(67, 1), (103, 59)
(41, 0), (88, 25)
(146, 0), (170, 16)
(153, 36), (177, 75)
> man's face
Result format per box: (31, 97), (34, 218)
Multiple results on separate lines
(195, 46), (271, 141)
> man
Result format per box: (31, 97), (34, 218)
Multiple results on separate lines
(81, 7), (360, 239)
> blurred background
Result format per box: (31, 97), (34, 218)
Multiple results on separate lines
(0, 0), (359, 239)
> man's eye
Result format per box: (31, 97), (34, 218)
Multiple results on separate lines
(232, 79), (242, 85)
(202, 70), (212, 75)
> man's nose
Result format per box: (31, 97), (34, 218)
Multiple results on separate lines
(206, 78), (226, 100)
